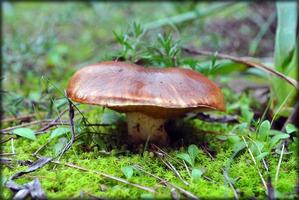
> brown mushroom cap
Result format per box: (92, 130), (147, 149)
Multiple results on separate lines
(67, 61), (225, 118)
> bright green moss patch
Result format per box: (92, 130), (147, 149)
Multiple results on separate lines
(1, 124), (296, 199)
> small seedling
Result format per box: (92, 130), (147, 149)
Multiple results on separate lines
(191, 168), (203, 182)
(12, 128), (36, 141)
(49, 127), (70, 140)
(53, 137), (68, 156)
(140, 193), (154, 200)
(121, 166), (134, 179)
(285, 123), (297, 134)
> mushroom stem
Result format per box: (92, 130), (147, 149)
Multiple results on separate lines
(126, 112), (169, 144)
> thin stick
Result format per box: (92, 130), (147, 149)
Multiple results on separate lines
(144, 2), (234, 30)
(45, 158), (155, 193)
(0, 119), (54, 133)
(0, 136), (15, 144)
(133, 165), (198, 199)
(70, 102), (97, 133)
(1, 114), (35, 123)
(270, 90), (295, 125)
(152, 145), (183, 163)
(32, 140), (51, 157)
(223, 169), (239, 199)
(37, 122), (110, 134)
(152, 144), (214, 182)
(183, 160), (191, 178)
(56, 99), (76, 160)
(281, 101), (299, 132)
(162, 159), (189, 186)
(246, 136), (269, 172)
(38, 108), (68, 132)
(0, 153), (16, 156)
(182, 47), (299, 90)
(241, 136), (267, 193)
(275, 141), (285, 183)
(39, 122), (110, 129)
(11, 138), (15, 155)
(199, 144), (215, 160)
(36, 121), (72, 134)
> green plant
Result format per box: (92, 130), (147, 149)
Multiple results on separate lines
(121, 166), (134, 179)
(113, 22), (182, 68)
(176, 144), (203, 182)
(113, 22), (145, 62)
(250, 120), (292, 160)
(49, 127), (70, 140)
(2, 3), (298, 199)
(12, 128), (37, 140)
(272, 2), (298, 115)
(145, 33), (181, 67)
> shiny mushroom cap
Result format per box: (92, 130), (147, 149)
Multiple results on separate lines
(67, 61), (225, 118)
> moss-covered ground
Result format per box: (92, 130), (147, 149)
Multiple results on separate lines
(2, 2), (297, 199)
(1, 114), (297, 199)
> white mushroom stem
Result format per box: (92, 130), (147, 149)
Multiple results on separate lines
(126, 112), (169, 144)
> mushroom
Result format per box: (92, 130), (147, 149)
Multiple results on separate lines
(67, 61), (225, 144)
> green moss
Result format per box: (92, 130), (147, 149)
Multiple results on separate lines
(1, 113), (297, 199)
(2, 2), (297, 199)
(1, 120), (297, 199)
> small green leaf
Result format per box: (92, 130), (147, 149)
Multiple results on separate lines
(49, 127), (70, 140)
(235, 123), (248, 130)
(54, 98), (67, 110)
(228, 135), (241, 144)
(113, 31), (125, 44)
(188, 144), (200, 162)
(256, 152), (269, 162)
(121, 166), (134, 179)
(191, 168), (203, 181)
(255, 141), (264, 152)
(240, 105), (254, 123)
(209, 52), (218, 72)
(270, 133), (290, 147)
(286, 124), (297, 134)
(232, 141), (246, 153)
(259, 120), (271, 133)
(216, 135), (227, 140)
(132, 22), (143, 38)
(275, 148), (292, 155)
(140, 193), (154, 200)
(176, 153), (193, 167)
(53, 137), (68, 156)
(275, 2), (297, 69)
(1, 176), (7, 187)
(269, 130), (287, 136)
(12, 128), (36, 140)
(258, 120), (271, 139)
(250, 141), (264, 156)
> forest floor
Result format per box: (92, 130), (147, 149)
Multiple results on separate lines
(1, 2), (297, 199)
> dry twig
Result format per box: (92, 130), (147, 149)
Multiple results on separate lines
(133, 165), (198, 199)
(182, 47), (299, 90)
(152, 144), (215, 183)
(275, 141), (285, 184)
(160, 158), (189, 186)
(56, 99), (76, 160)
(223, 169), (239, 199)
(40, 156), (156, 193)
(0, 120), (55, 134)
(1, 114), (35, 123)
(38, 108), (68, 132)
(241, 136), (268, 193)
